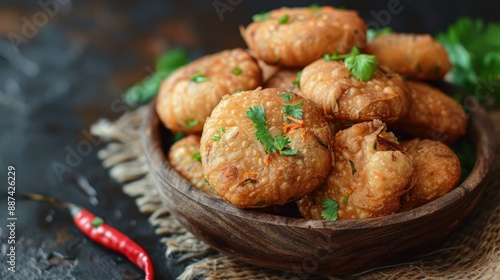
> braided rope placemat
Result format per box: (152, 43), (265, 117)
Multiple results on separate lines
(90, 107), (500, 280)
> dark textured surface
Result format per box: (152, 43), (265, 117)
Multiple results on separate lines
(0, 0), (498, 279)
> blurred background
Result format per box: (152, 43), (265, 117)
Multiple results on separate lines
(0, 0), (497, 279)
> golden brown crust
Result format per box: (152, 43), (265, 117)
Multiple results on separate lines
(200, 88), (332, 208)
(156, 48), (262, 133)
(241, 6), (366, 67)
(168, 135), (218, 196)
(400, 139), (461, 211)
(297, 120), (414, 220)
(263, 68), (302, 95)
(365, 33), (451, 80)
(300, 59), (410, 123)
(394, 80), (467, 144)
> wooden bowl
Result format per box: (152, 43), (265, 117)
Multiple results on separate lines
(141, 86), (496, 275)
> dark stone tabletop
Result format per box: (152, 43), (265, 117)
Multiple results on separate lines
(0, 0), (497, 279)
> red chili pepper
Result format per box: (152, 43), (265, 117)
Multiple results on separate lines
(23, 193), (154, 280)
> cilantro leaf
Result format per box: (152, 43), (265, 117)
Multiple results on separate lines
(185, 119), (199, 129)
(279, 92), (293, 102)
(348, 159), (357, 175)
(274, 133), (291, 151)
(252, 12), (269, 22)
(292, 71), (302, 88)
(278, 14), (289, 25)
(246, 105), (298, 156)
(191, 151), (201, 162)
(344, 54), (379, 82)
(367, 27), (393, 42)
(212, 135), (221, 141)
(190, 70), (209, 83)
(246, 104), (276, 153)
(437, 18), (500, 106)
(232, 67), (243, 76)
(321, 198), (339, 221)
(282, 102), (303, 120)
(125, 49), (189, 106)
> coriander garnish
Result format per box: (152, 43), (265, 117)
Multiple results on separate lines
(190, 70), (209, 83)
(218, 127), (225, 133)
(191, 151), (201, 162)
(185, 119), (199, 129)
(91, 217), (104, 228)
(292, 70), (302, 88)
(232, 67), (243, 76)
(282, 102), (303, 121)
(373, 142), (378, 150)
(212, 135), (221, 141)
(279, 92), (293, 102)
(245, 104), (297, 155)
(321, 198), (338, 221)
(252, 12), (269, 22)
(323, 47), (379, 81)
(255, 200), (266, 206)
(342, 195), (349, 204)
(278, 14), (289, 25)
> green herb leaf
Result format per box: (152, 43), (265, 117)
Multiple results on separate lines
(212, 135), (221, 141)
(191, 151), (201, 162)
(274, 133), (291, 151)
(91, 217), (104, 228)
(252, 12), (270, 22)
(218, 127), (225, 133)
(309, 4), (320, 10)
(348, 159), (357, 175)
(373, 142), (377, 150)
(366, 27), (393, 42)
(185, 119), (199, 129)
(279, 92), (293, 102)
(292, 71), (302, 88)
(321, 198), (339, 221)
(246, 104), (276, 153)
(282, 102), (303, 120)
(344, 53), (379, 81)
(172, 133), (185, 143)
(255, 200), (266, 206)
(278, 14), (289, 25)
(124, 49), (189, 106)
(232, 67), (243, 76)
(437, 18), (500, 106)
(190, 70), (209, 83)
(279, 149), (299, 156)
(342, 195), (349, 204)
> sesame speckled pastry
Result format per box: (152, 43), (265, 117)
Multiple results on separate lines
(365, 33), (451, 80)
(297, 120), (413, 220)
(300, 59), (410, 123)
(168, 135), (218, 196)
(241, 6), (366, 67)
(200, 88), (332, 208)
(400, 139), (461, 211)
(156, 48), (262, 134)
(393, 80), (467, 144)
(263, 68), (302, 95)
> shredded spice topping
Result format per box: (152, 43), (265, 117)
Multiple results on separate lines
(324, 47), (379, 81)
(321, 197), (339, 221)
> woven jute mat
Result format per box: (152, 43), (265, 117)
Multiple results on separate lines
(90, 107), (500, 280)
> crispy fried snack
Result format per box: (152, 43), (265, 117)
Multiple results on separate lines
(365, 33), (451, 80)
(400, 139), (461, 211)
(168, 135), (218, 196)
(200, 88), (332, 208)
(297, 120), (413, 220)
(394, 80), (467, 144)
(300, 59), (410, 123)
(241, 6), (366, 67)
(263, 68), (302, 95)
(156, 48), (262, 133)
